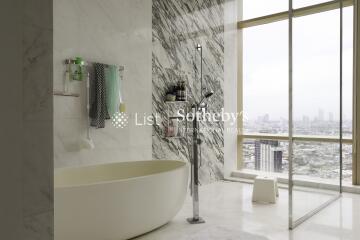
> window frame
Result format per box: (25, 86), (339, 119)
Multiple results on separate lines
(236, 0), (359, 185)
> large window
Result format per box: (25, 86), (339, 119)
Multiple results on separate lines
(242, 0), (288, 20)
(240, 1), (354, 183)
(294, 0), (334, 9)
(243, 20), (288, 135)
(293, 8), (353, 137)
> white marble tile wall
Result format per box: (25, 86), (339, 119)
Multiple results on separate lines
(54, 0), (153, 168)
(23, 0), (54, 239)
(223, 0), (239, 178)
(0, 0), (53, 238)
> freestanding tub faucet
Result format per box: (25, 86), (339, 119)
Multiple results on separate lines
(187, 90), (213, 225)
(187, 43), (214, 224)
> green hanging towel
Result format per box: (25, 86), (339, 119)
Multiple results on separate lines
(104, 65), (121, 117)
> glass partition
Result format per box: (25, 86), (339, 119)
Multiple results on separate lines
(239, 0), (353, 229)
(288, 0), (349, 229)
(291, 141), (341, 222)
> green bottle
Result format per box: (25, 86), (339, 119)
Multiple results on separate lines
(73, 57), (84, 81)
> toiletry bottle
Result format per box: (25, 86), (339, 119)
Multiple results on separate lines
(73, 57), (84, 81)
(166, 120), (174, 137)
(172, 118), (179, 137)
(175, 84), (180, 101)
(180, 80), (186, 101)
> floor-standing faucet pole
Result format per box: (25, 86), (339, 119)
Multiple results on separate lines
(187, 108), (205, 224)
(187, 43), (210, 224)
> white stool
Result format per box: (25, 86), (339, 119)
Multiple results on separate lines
(252, 176), (279, 204)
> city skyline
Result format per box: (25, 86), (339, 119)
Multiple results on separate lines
(245, 109), (352, 122)
(243, 7), (353, 122)
(243, 114), (353, 182)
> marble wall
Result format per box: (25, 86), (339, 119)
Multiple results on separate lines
(54, 0), (236, 185)
(22, 1), (53, 237)
(152, 0), (225, 183)
(0, 0), (237, 238)
(0, 0), (54, 239)
(0, 1), (23, 238)
(223, 0), (239, 178)
(54, 0), (152, 168)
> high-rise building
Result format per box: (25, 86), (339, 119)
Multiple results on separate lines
(302, 115), (310, 123)
(263, 114), (270, 122)
(257, 114), (270, 123)
(318, 109), (324, 122)
(255, 140), (283, 172)
(272, 148), (283, 172)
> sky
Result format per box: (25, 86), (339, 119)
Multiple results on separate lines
(242, 0), (337, 20)
(242, 2), (353, 121)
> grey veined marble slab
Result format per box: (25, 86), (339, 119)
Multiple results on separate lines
(152, 0), (225, 184)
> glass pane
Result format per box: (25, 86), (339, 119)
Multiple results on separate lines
(243, 139), (289, 174)
(243, 20), (288, 135)
(291, 7), (349, 225)
(293, 9), (340, 136)
(294, 0), (334, 9)
(343, 6), (354, 139)
(292, 141), (340, 220)
(242, 0), (288, 20)
(243, 141), (352, 182)
(293, 141), (341, 181)
(343, 143), (353, 182)
(292, 185), (337, 221)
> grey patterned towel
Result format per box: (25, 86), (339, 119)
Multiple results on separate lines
(89, 63), (110, 128)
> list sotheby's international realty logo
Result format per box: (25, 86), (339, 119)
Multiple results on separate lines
(111, 112), (129, 128)
(111, 109), (246, 130)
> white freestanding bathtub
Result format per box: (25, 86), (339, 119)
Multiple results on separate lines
(54, 160), (189, 240)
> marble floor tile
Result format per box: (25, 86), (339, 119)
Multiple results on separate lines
(134, 181), (360, 240)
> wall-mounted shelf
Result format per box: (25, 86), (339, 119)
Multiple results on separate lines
(165, 101), (188, 104)
(53, 91), (80, 97)
(163, 100), (188, 139)
(164, 136), (184, 139)
(169, 116), (184, 120)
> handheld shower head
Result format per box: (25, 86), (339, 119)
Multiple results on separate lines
(204, 91), (214, 99)
(198, 90), (214, 107)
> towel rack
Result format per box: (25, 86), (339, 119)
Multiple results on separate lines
(54, 59), (125, 98)
(64, 59), (125, 72)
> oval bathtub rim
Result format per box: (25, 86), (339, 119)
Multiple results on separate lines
(54, 160), (189, 190)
